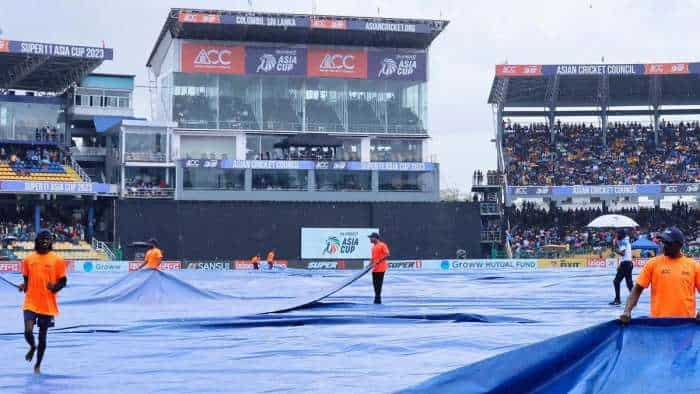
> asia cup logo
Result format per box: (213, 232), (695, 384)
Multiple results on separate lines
(378, 58), (398, 77)
(323, 236), (341, 256)
(257, 54), (277, 72)
(378, 55), (417, 77)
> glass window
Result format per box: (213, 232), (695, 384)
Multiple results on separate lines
(315, 170), (370, 191)
(262, 77), (303, 131)
(180, 136), (235, 160)
(124, 133), (166, 161)
(305, 78), (346, 132)
(183, 168), (244, 190)
(173, 73), (218, 129)
(0, 101), (65, 142)
(384, 81), (426, 134)
(347, 80), (385, 132)
(219, 75), (259, 130)
(246, 135), (286, 160)
(252, 170), (308, 191)
(370, 139), (422, 162)
(336, 138), (361, 161)
(378, 171), (432, 192)
(125, 167), (170, 188)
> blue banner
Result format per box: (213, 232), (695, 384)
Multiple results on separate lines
(507, 184), (699, 197)
(245, 47), (307, 76)
(182, 160), (435, 172)
(3, 40), (113, 60)
(368, 50), (427, 82)
(0, 181), (113, 194)
(347, 20), (431, 33)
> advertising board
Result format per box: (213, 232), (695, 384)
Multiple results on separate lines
(301, 227), (377, 260)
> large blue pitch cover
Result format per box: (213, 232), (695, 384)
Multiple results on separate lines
(404, 318), (700, 394)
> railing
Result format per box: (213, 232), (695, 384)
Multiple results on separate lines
(481, 230), (501, 243)
(480, 202), (502, 215)
(70, 158), (92, 183)
(123, 187), (175, 199)
(124, 152), (167, 162)
(70, 147), (107, 157)
(91, 238), (116, 260)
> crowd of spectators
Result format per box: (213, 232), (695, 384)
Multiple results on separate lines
(504, 120), (700, 186)
(0, 143), (67, 176)
(507, 202), (700, 257)
(34, 125), (64, 144)
(125, 175), (171, 197)
(0, 219), (85, 245)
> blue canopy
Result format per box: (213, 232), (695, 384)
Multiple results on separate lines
(93, 116), (144, 133)
(403, 319), (700, 394)
(632, 236), (661, 252)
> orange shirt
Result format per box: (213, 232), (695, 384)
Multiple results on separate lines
(636, 255), (700, 318)
(144, 248), (163, 269)
(252, 256), (260, 264)
(371, 241), (390, 273)
(21, 252), (67, 316)
(267, 252), (275, 262)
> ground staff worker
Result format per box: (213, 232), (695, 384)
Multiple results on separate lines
(610, 229), (633, 306)
(19, 229), (67, 374)
(137, 238), (163, 270)
(369, 232), (390, 304)
(620, 227), (700, 323)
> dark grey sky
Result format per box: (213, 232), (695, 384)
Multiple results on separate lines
(3, 0), (699, 191)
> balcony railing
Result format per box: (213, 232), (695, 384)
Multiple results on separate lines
(123, 187), (175, 199)
(124, 152), (167, 162)
(70, 147), (107, 157)
(480, 202), (502, 215)
(480, 230), (501, 243)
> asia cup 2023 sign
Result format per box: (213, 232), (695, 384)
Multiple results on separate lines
(301, 228), (378, 260)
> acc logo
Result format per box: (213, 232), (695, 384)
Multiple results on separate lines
(440, 260), (450, 270)
(323, 236), (341, 255)
(194, 49), (232, 66)
(186, 159), (200, 167)
(321, 54), (355, 70)
(257, 54), (277, 72)
(687, 184), (700, 193)
(83, 261), (94, 272)
(665, 185), (678, 193)
(514, 187), (528, 195)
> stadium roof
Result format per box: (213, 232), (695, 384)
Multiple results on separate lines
(0, 39), (113, 92)
(147, 8), (448, 67)
(488, 63), (700, 110)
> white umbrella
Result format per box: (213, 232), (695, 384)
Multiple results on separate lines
(586, 214), (639, 229)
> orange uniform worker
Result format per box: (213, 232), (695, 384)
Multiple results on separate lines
(621, 227), (700, 323)
(137, 238), (163, 271)
(19, 229), (68, 374)
(266, 250), (276, 270)
(369, 232), (390, 304)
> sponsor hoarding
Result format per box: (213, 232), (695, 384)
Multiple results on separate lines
(127, 261), (182, 271)
(183, 261), (232, 270)
(310, 18), (347, 30)
(245, 47), (306, 76)
(368, 50), (427, 82)
(181, 43), (245, 74)
(0, 181), (112, 195)
(0, 261), (21, 272)
(301, 227), (377, 260)
(507, 183), (700, 198)
(178, 12), (221, 24)
(307, 48), (367, 79)
(234, 260), (288, 270)
(181, 159), (435, 172)
(387, 260), (424, 270)
(73, 261), (129, 273)
(347, 20), (431, 33)
(436, 259), (538, 270)
(537, 258), (589, 269)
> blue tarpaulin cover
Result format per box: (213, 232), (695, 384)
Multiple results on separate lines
(404, 318), (700, 394)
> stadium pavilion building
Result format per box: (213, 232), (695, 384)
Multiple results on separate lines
(103, 9), (448, 202)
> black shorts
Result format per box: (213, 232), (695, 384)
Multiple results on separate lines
(23, 310), (55, 329)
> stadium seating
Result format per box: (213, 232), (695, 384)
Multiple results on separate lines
(503, 121), (700, 186)
(9, 241), (110, 261)
(0, 163), (82, 182)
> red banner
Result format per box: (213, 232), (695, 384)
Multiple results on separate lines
(307, 48), (367, 79)
(644, 63), (689, 75)
(495, 64), (543, 77)
(178, 12), (221, 24)
(128, 261), (182, 271)
(181, 43), (245, 74)
(310, 18), (347, 30)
